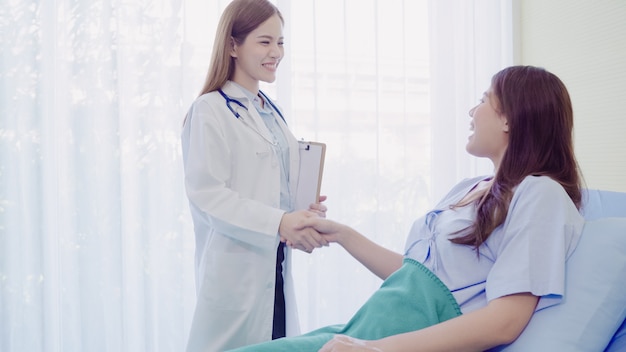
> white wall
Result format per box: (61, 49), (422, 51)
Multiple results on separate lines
(518, 0), (626, 192)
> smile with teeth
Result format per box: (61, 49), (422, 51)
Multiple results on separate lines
(263, 63), (278, 69)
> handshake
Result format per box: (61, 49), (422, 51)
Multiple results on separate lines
(278, 196), (337, 254)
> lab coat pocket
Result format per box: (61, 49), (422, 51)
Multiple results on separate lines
(255, 150), (270, 159)
(254, 148), (278, 171)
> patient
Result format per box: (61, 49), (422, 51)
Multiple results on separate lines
(228, 65), (585, 352)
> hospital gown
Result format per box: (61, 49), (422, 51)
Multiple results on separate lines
(404, 175), (585, 313)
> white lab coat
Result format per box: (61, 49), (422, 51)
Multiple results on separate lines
(181, 81), (301, 352)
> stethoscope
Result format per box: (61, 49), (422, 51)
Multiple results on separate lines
(218, 89), (285, 123)
(218, 88), (293, 206)
(217, 88), (287, 147)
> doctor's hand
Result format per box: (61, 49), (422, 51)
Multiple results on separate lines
(279, 210), (329, 253)
(308, 195), (328, 218)
(318, 335), (383, 352)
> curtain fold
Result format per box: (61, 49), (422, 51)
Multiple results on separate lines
(0, 0), (512, 350)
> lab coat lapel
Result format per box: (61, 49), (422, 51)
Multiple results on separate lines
(222, 82), (275, 143)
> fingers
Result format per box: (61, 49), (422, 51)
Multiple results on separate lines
(289, 227), (328, 253)
(308, 195), (328, 218)
(282, 235), (309, 253)
(279, 211), (329, 253)
(300, 226), (329, 249)
(318, 335), (382, 352)
(318, 335), (357, 352)
(308, 205), (327, 218)
(308, 202), (328, 218)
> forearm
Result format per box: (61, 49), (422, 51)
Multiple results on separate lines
(372, 313), (505, 352)
(337, 226), (403, 280)
(370, 293), (538, 352)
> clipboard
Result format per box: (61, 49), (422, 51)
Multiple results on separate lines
(295, 141), (326, 210)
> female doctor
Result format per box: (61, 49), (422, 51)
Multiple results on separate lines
(181, 0), (328, 351)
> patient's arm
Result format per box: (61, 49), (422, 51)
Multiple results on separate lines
(320, 293), (539, 352)
(299, 217), (403, 280)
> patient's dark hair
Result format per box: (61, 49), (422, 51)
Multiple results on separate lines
(452, 65), (582, 248)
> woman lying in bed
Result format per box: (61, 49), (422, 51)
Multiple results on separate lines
(228, 65), (585, 352)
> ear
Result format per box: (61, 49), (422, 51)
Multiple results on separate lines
(229, 37), (237, 58)
(501, 116), (509, 133)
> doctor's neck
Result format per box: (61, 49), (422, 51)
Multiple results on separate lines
(231, 75), (260, 96)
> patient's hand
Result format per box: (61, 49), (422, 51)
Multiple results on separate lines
(297, 217), (349, 244)
(318, 335), (382, 352)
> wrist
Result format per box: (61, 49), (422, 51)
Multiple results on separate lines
(278, 211), (289, 236)
(336, 225), (357, 247)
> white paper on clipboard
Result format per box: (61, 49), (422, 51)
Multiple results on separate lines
(295, 141), (326, 210)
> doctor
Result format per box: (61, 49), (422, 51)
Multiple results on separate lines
(180, 0), (328, 351)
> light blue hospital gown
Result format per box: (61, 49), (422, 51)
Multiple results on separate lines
(404, 175), (585, 314)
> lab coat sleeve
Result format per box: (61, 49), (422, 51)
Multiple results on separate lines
(182, 98), (285, 250)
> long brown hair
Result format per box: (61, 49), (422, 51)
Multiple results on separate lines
(199, 0), (284, 96)
(452, 65), (583, 248)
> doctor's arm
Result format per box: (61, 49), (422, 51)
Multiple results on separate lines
(320, 293), (538, 352)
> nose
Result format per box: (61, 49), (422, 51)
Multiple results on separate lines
(468, 105), (477, 117)
(270, 43), (283, 59)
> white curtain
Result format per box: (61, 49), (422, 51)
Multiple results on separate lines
(282, 0), (514, 332)
(0, 0), (512, 350)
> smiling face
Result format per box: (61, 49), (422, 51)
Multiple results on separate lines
(466, 87), (510, 170)
(230, 13), (284, 94)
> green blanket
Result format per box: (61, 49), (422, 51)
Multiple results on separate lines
(227, 258), (462, 352)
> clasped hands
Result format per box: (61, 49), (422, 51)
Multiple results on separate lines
(279, 195), (331, 253)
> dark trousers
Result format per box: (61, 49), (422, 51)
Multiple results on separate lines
(272, 241), (286, 339)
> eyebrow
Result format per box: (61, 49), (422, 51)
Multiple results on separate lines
(256, 34), (283, 40)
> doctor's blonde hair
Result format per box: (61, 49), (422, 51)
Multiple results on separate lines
(199, 0), (284, 96)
